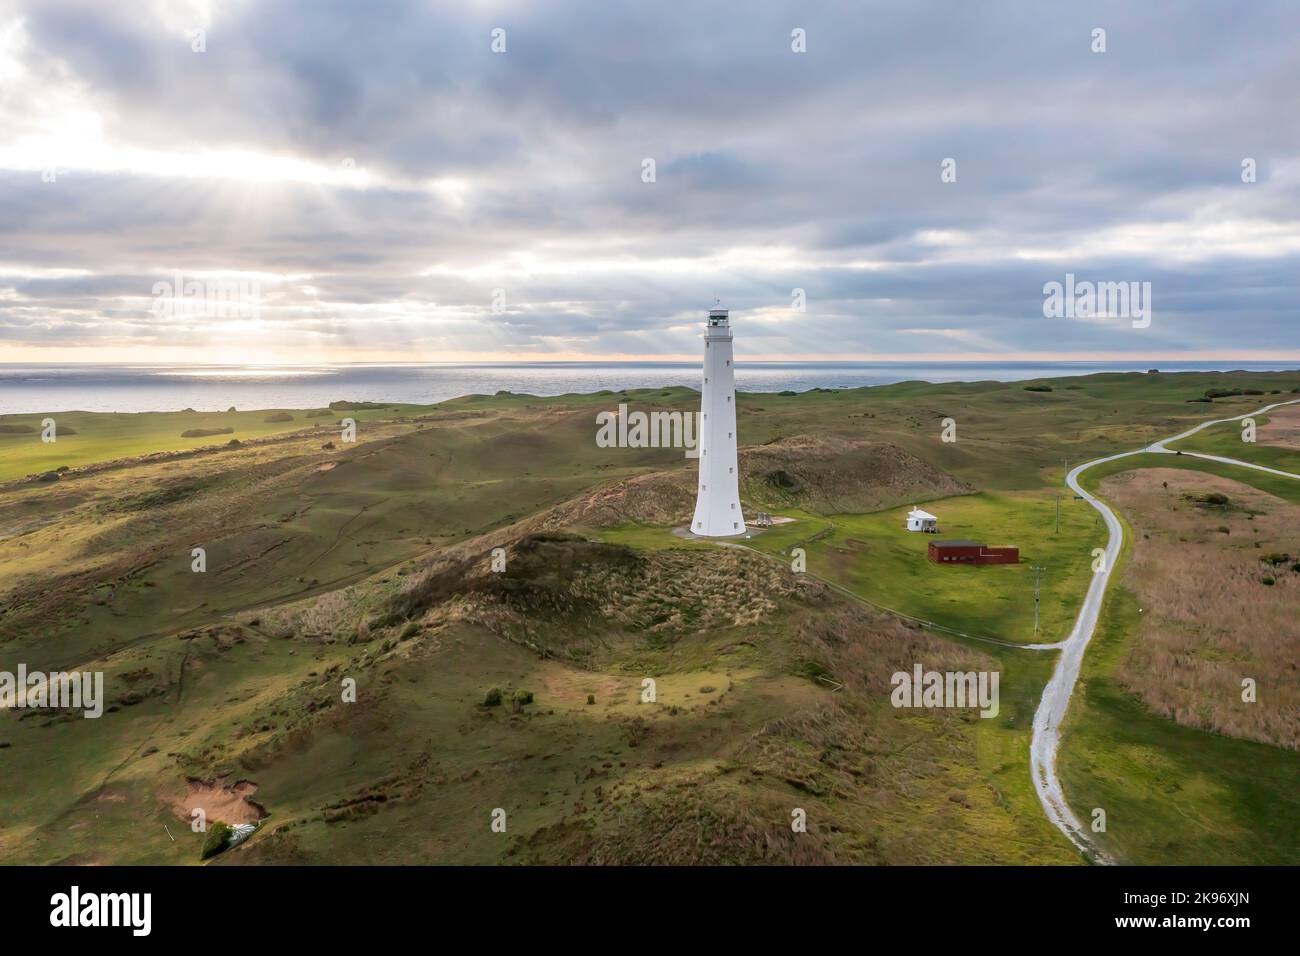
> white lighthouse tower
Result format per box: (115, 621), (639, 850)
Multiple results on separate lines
(691, 307), (745, 536)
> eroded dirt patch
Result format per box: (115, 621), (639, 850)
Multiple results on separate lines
(171, 776), (267, 825)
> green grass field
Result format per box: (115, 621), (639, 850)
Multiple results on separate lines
(1059, 582), (1300, 864)
(737, 492), (1104, 644)
(1167, 413), (1300, 475)
(1080, 452), (1300, 504)
(0, 405), (434, 482)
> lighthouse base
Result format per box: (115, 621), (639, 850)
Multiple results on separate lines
(672, 525), (752, 541)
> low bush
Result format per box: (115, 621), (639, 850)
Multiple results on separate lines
(200, 822), (233, 860)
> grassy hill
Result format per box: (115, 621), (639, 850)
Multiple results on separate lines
(2, 370), (1298, 865)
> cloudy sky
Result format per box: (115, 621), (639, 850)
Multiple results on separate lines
(1, 0), (1298, 363)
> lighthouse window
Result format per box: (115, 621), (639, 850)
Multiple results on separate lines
(701, 484), (706, 491)
(726, 396), (730, 402)
(730, 503), (735, 510)
(704, 377), (709, 384)
(728, 432), (732, 438)
(733, 522), (738, 529)
(729, 467), (733, 473)
(726, 360), (730, 366)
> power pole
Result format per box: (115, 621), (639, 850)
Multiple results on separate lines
(1054, 494), (1061, 535)
(1030, 565), (1047, 634)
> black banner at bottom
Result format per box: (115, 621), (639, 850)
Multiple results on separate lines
(0, 864), (1285, 943)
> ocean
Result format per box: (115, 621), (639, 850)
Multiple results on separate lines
(1, 361), (1295, 415)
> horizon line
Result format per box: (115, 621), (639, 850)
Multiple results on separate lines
(4, 352), (1300, 367)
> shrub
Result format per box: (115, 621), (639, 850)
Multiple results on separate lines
(201, 822), (233, 860)
(264, 412), (294, 423)
(1023, 384), (1053, 392)
(513, 689), (534, 706)
(586, 694), (595, 705)
(1262, 576), (1276, 586)
(483, 687), (502, 707)
(181, 427), (234, 438)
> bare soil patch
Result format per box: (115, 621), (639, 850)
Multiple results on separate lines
(171, 776), (268, 825)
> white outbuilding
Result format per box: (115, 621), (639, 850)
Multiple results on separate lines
(906, 507), (938, 533)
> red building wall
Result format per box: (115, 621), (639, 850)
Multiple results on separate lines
(928, 543), (1020, 565)
(979, 546), (1019, 564)
(929, 542), (980, 563)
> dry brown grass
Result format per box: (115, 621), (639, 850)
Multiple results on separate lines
(1102, 468), (1299, 749)
(1260, 403), (1300, 450)
(740, 435), (973, 514)
(510, 596), (1020, 866)
(539, 468), (695, 528)
(398, 534), (811, 662)
(520, 433), (975, 529)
